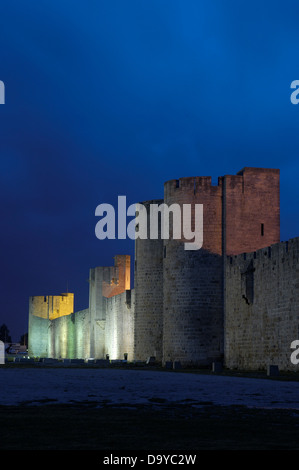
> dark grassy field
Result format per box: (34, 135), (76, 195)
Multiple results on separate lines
(0, 401), (299, 450)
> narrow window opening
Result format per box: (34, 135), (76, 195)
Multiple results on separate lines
(241, 260), (255, 305)
(268, 247), (272, 258)
(261, 223), (264, 236)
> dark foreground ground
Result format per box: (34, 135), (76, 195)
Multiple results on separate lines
(1, 401), (299, 450)
(2, 363), (299, 452)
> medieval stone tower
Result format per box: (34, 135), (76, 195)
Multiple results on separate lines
(28, 167), (295, 371)
(134, 167), (280, 366)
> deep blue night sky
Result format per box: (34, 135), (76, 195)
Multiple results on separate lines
(1, 0), (299, 341)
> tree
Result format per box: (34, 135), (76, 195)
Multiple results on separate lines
(0, 324), (12, 343)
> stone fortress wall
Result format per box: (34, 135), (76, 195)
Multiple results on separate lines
(28, 167), (299, 371)
(225, 238), (299, 371)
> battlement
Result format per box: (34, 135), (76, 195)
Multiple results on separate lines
(29, 292), (74, 320)
(102, 255), (130, 298)
(236, 167), (280, 176)
(165, 167), (279, 195)
(227, 236), (298, 266)
(164, 176), (223, 197)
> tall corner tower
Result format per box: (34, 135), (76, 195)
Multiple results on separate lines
(223, 167), (280, 256)
(134, 199), (164, 361)
(162, 167), (280, 367)
(163, 176), (224, 367)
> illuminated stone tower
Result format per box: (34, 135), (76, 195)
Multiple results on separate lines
(89, 254), (130, 358)
(28, 293), (74, 357)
